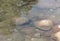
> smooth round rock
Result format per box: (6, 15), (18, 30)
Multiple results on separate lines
(34, 19), (53, 31)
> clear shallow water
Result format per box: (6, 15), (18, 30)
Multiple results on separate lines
(16, 0), (60, 41)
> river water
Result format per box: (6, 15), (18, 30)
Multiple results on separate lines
(16, 0), (60, 41)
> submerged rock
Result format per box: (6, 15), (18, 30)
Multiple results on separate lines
(34, 19), (53, 31)
(15, 17), (29, 25)
(34, 19), (53, 26)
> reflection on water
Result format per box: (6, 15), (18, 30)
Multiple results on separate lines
(15, 0), (60, 41)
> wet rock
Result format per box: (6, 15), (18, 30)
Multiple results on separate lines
(34, 19), (53, 31)
(34, 19), (53, 26)
(15, 17), (28, 25)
